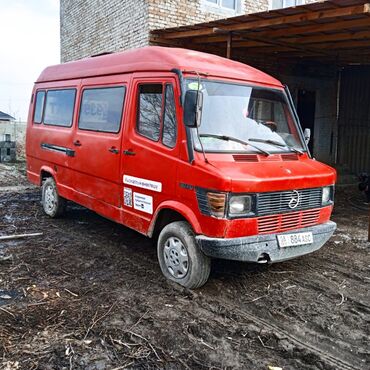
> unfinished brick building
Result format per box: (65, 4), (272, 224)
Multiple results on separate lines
(60, 0), (321, 62)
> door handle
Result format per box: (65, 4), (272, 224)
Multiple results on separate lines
(73, 140), (82, 147)
(123, 149), (136, 156)
(109, 146), (120, 154)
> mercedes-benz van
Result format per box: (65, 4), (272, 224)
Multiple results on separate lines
(26, 46), (336, 288)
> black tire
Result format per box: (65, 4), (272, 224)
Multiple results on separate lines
(41, 177), (66, 218)
(157, 221), (211, 289)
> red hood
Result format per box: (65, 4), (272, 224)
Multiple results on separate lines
(204, 153), (336, 193)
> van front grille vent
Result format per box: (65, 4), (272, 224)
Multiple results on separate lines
(258, 209), (321, 234)
(233, 153), (300, 162)
(256, 187), (323, 216)
(233, 154), (259, 162)
(281, 153), (299, 161)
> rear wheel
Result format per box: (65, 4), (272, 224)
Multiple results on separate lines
(157, 221), (211, 289)
(41, 177), (66, 218)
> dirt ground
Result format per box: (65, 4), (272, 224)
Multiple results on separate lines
(0, 163), (369, 370)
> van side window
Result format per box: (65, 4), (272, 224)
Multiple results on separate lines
(162, 84), (177, 148)
(137, 84), (163, 141)
(79, 86), (126, 133)
(33, 91), (45, 124)
(44, 89), (76, 127)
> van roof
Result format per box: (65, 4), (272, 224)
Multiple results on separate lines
(36, 46), (282, 87)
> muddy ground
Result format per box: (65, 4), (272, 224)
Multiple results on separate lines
(0, 163), (369, 370)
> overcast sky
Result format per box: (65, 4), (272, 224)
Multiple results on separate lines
(0, 0), (60, 122)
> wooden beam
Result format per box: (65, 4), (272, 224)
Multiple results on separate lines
(308, 38), (370, 50)
(235, 45), (320, 54)
(226, 33), (232, 59)
(156, 4), (370, 39)
(192, 28), (370, 47)
(152, 18), (370, 51)
(283, 29), (370, 45)
(228, 32), (333, 56)
(191, 34), (242, 44)
(250, 16), (370, 38)
(231, 37), (370, 53)
(149, 36), (186, 46)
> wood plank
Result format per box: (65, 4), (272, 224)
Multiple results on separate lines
(254, 16), (370, 38)
(191, 27), (370, 46)
(156, 4), (370, 39)
(226, 33), (232, 59)
(285, 29), (370, 44)
(305, 38), (370, 49)
(236, 38), (370, 54)
(149, 36), (186, 46)
(195, 27), (370, 52)
(227, 32), (333, 56)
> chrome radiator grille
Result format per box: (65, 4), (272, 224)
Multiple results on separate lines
(256, 187), (323, 216)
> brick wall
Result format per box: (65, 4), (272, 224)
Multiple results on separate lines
(147, 0), (268, 30)
(60, 0), (149, 62)
(60, 0), (269, 62)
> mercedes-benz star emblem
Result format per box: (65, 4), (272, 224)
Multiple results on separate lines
(288, 190), (300, 209)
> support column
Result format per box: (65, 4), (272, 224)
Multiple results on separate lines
(226, 32), (232, 59)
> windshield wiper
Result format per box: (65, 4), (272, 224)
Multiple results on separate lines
(248, 137), (304, 155)
(199, 134), (270, 156)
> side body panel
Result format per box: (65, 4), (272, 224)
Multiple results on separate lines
(26, 79), (81, 193)
(70, 74), (130, 208)
(120, 73), (182, 234)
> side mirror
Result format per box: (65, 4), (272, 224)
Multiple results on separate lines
(183, 90), (203, 128)
(304, 128), (311, 144)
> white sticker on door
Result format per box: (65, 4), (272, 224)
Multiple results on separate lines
(123, 187), (132, 207)
(123, 175), (162, 193)
(133, 192), (153, 214)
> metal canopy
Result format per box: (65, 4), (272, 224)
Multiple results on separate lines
(150, 0), (370, 65)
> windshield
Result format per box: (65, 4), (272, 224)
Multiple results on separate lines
(186, 79), (305, 154)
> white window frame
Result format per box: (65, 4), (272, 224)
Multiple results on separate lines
(204, 0), (240, 12)
(268, 0), (306, 10)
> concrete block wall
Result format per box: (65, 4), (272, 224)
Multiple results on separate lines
(0, 142), (16, 163)
(0, 122), (27, 161)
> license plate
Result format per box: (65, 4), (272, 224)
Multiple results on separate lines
(277, 232), (313, 248)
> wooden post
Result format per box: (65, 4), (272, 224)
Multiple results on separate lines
(226, 32), (232, 59)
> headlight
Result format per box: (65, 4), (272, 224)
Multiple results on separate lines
(322, 186), (332, 204)
(229, 195), (252, 216)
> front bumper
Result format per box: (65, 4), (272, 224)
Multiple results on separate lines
(196, 221), (336, 263)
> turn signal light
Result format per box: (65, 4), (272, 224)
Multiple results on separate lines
(207, 192), (226, 218)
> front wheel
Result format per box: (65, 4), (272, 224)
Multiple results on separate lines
(157, 221), (211, 289)
(41, 177), (66, 218)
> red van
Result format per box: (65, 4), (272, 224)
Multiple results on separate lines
(26, 46), (336, 288)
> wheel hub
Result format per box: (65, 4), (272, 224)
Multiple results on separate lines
(44, 185), (56, 213)
(163, 237), (189, 279)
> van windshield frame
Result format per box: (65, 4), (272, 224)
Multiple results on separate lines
(185, 78), (307, 155)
